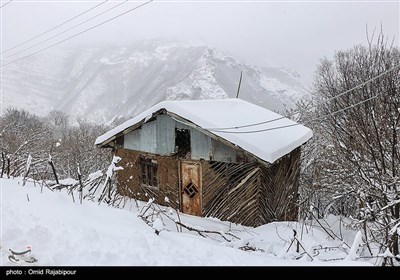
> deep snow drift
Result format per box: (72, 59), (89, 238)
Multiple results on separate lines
(1, 178), (370, 266)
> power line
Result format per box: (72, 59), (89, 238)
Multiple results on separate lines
(173, 82), (388, 134)
(314, 94), (379, 122)
(1, 0), (108, 55)
(204, 116), (285, 130)
(303, 63), (400, 114)
(211, 93), (380, 134)
(157, 86), (384, 137)
(205, 63), (400, 131)
(1, 0), (153, 68)
(0, 0), (12, 9)
(2, 0), (129, 60)
(210, 122), (300, 134)
(169, 112), (298, 135)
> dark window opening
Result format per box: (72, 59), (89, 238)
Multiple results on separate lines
(140, 158), (158, 188)
(115, 135), (124, 148)
(175, 128), (191, 157)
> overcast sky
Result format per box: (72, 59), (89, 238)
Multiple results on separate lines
(1, 0), (399, 83)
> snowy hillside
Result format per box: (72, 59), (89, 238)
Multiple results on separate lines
(2, 40), (309, 123)
(1, 177), (370, 266)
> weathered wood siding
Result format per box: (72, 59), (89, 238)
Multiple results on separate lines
(124, 123), (157, 153)
(265, 147), (300, 221)
(156, 114), (175, 155)
(124, 129), (140, 151)
(114, 148), (180, 209)
(201, 147), (301, 227)
(114, 147), (301, 227)
(122, 113), (240, 163)
(114, 112), (302, 227)
(211, 138), (236, 162)
(189, 128), (212, 160)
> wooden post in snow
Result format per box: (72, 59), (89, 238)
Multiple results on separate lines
(48, 154), (59, 185)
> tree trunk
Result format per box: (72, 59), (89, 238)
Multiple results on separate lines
(48, 157), (59, 185)
(6, 156), (10, 178)
(392, 203), (400, 257)
(1, 152), (5, 178)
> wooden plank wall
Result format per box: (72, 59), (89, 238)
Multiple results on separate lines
(202, 160), (266, 226)
(202, 148), (301, 227)
(115, 149), (180, 209)
(266, 147), (300, 221)
(115, 147), (301, 227)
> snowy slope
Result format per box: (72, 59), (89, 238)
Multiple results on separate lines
(1, 178), (370, 266)
(2, 40), (309, 123)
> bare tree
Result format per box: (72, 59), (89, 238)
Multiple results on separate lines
(0, 109), (110, 181)
(303, 31), (400, 265)
(53, 117), (110, 178)
(47, 110), (69, 140)
(0, 108), (52, 178)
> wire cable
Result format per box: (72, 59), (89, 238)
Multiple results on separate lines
(1, 0), (108, 55)
(0, 0), (153, 68)
(2, 0), (129, 60)
(2, 0), (396, 136)
(203, 63), (400, 131)
(211, 93), (380, 134)
(203, 116), (285, 130)
(303, 63), (400, 114)
(0, 0), (12, 9)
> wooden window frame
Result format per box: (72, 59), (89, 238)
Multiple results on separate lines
(140, 158), (158, 189)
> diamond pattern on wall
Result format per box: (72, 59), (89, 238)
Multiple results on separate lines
(183, 181), (199, 199)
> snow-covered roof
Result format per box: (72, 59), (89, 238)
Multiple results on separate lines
(95, 99), (313, 163)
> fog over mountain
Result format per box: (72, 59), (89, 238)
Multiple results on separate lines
(2, 40), (309, 123)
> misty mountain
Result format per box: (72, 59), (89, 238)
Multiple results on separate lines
(2, 40), (309, 124)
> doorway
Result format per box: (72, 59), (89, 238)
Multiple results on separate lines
(180, 161), (202, 216)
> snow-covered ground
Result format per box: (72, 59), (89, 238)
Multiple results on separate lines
(0, 178), (370, 266)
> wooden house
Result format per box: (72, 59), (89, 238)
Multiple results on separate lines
(95, 99), (312, 227)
